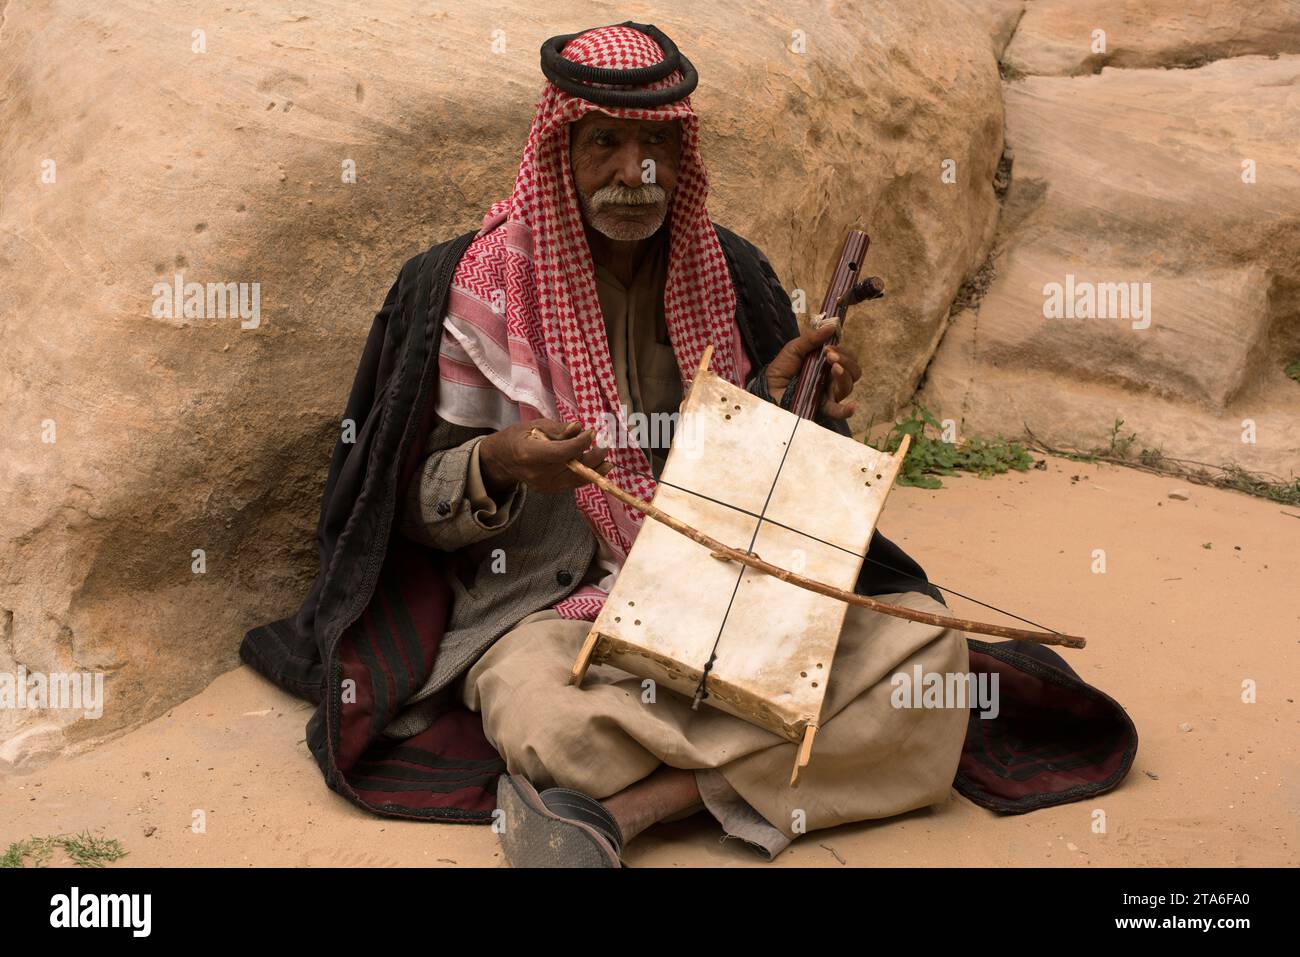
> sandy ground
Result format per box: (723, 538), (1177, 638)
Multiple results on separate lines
(2, 454), (1296, 867)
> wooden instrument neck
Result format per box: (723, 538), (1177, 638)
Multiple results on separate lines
(788, 230), (871, 421)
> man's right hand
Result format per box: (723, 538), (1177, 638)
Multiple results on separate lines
(478, 419), (613, 495)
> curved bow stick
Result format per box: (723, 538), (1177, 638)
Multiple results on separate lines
(539, 433), (1085, 649)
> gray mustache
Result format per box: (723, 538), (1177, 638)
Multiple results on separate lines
(589, 183), (667, 210)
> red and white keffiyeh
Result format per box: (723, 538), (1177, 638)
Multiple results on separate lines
(435, 24), (750, 620)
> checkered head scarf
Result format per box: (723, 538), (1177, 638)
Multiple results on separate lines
(436, 23), (750, 619)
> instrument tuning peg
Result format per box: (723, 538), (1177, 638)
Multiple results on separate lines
(848, 276), (886, 304)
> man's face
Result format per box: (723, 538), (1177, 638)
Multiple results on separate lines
(570, 113), (682, 242)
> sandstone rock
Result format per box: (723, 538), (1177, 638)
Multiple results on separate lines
(1003, 0), (1300, 76)
(919, 56), (1300, 479)
(964, 0), (1027, 59)
(0, 1), (1003, 759)
(0, 721), (65, 772)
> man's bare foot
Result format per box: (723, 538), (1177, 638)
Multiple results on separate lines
(601, 765), (704, 844)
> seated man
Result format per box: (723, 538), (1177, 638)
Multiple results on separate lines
(385, 22), (966, 866)
(242, 21), (1135, 868)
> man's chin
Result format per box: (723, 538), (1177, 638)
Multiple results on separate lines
(589, 208), (667, 242)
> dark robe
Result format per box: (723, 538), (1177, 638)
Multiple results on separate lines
(240, 225), (1137, 822)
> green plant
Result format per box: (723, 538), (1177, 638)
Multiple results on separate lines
(1285, 358), (1300, 383)
(0, 832), (127, 868)
(1025, 425), (1300, 508)
(1106, 417), (1138, 459)
(876, 406), (1034, 489)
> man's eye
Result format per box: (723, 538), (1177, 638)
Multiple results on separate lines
(593, 132), (615, 147)
(647, 133), (666, 145)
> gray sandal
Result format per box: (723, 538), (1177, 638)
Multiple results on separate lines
(496, 774), (625, 868)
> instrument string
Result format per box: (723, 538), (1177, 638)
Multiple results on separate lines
(689, 413), (804, 708)
(609, 459), (1063, 636)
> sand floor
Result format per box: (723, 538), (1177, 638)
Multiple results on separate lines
(2, 454), (1296, 867)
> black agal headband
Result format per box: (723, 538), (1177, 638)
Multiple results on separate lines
(540, 21), (699, 108)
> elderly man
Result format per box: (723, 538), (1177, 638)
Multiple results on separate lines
(243, 21), (1136, 868)
(388, 20), (967, 866)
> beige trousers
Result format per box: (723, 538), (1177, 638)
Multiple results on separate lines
(459, 591), (970, 859)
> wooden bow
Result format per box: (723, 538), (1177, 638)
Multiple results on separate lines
(560, 453), (1085, 649)
(534, 228), (1087, 650)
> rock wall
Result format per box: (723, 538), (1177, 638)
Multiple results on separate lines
(920, 2), (1300, 479)
(1003, 0), (1300, 75)
(0, 0), (1005, 767)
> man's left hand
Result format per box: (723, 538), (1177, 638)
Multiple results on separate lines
(764, 323), (862, 420)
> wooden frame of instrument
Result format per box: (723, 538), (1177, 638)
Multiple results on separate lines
(568, 347), (909, 787)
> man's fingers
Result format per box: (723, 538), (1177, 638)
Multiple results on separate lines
(528, 419), (583, 441)
(781, 322), (839, 362)
(820, 396), (857, 421)
(525, 427), (594, 464)
(830, 362), (855, 402)
(825, 345), (861, 383)
(578, 443), (609, 472)
(527, 452), (587, 490)
(520, 427), (616, 492)
(808, 321), (839, 343)
(544, 454), (608, 490)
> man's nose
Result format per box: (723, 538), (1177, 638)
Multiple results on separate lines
(611, 143), (645, 188)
